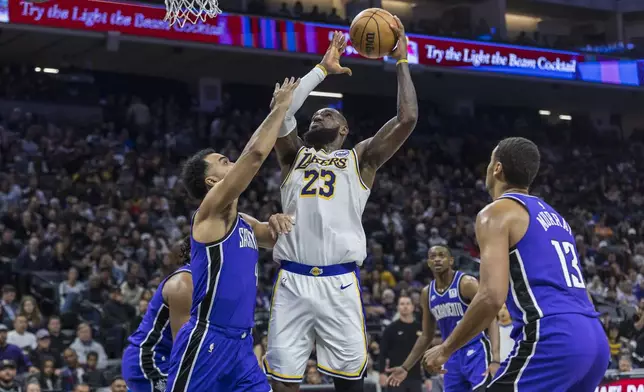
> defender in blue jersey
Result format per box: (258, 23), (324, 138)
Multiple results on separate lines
(123, 238), (193, 392)
(387, 246), (500, 392)
(423, 137), (609, 392)
(165, 78), (299, 392)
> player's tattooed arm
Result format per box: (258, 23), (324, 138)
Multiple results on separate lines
(164, 271), (193, 341)
(387, 286), (435, 387)
(355, 16), (417, 188)
(240, 213), (294, 249)
(274, 31), (351, 179)
(439, 200), (511, 357)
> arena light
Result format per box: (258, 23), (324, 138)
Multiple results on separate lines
(559, 114), (572, 121)
(34, 67), (42, 73)
(538, 110), (551, 116)
(43, 68), (59, 74)
(310, 91), (343, 99)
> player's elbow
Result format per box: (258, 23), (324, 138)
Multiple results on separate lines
(245, 148), (270, 165)
(398, 112), (418, 128)
(479, 290), (505, 313)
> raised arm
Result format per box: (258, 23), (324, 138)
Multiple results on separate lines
(387, 286), (436, 387)
(274, 31), (352, 179)
(355, 17), (418, 187)
(163, 271), (193, 341)
(240, 213), (295, 249)
(200, 78), (299, 218)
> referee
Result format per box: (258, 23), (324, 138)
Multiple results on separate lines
(379, 295), (423, 392)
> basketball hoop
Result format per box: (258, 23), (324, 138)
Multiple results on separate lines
(164, 0), (221, 27)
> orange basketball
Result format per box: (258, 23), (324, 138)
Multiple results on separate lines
(349, 8), (398, 59)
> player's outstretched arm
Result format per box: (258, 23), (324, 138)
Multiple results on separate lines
(274, 31), (352, 177)
(164, 271), (193, 341)
(387, 286), (436, 387)
(355, 16), (418, 187)
(200, 78), (299, 217)
(239, 213), (294, 249)
(424, 201), (510, 371)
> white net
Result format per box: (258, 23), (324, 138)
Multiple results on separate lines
(164, 0), (221, 27)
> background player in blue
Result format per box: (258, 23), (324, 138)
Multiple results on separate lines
(123, 238), (193, 392)
(165, 77), (299, 392)
(387, 245), (500, 391)
(423, 137), (610, 391)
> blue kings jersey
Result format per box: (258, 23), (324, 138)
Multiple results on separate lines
(499, 193), (597, 337)
(190, 213), (259, 329)
(429, 271), (485, 345)
(127, 265), (192, 375)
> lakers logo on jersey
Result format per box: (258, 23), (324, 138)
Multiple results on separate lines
(274, 147), (370, 266)
(310, 267), (323, 276)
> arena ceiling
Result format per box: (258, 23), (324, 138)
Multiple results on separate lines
(2, 23), (644, 113)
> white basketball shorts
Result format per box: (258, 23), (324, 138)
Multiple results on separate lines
(263, 261), (368, 383)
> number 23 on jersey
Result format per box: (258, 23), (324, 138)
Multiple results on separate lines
(300, 169), (337, 199)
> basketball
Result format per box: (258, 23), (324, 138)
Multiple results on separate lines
(349, 8), (398, 59)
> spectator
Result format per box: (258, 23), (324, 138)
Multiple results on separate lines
(303, 365), (323, 385)
(59, 267), (84, 314)
(0, 286), (17, 323)
(60, 349), (84, 392)
(25, 382), (41, 392)
(0, 360), (20, 392)
(69, 324), (107, 369)
(608, 324), (623, 364)
(276, 2), (290, 17)
(7, 315), (36, 351)
(0, 230), (20, 265)
(379, 295), (422, 391)
(46, 317), (68, 355)
(110, 376), (127, 392)
(101, 288), (134, 357)
(16, 237), (48, 271)
(73, 384), (90, 392)
(129, 299), (148, 334)
(0, 324), (35, 374)
(120, 273), (144, 308)
(619, 355), (632, 373)
(38, 358), (61, 391)
(30, 329), (62, 370)
(83, 352), (106, 389)
(18, 296), (44, 332)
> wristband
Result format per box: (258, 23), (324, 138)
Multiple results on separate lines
(401, 365), (409, 372)
(396, 59), (409, 65)
(315, 64), (328, 76)
(490, 361), (500, 365)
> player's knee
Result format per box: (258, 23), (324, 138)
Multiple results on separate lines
(269, 380), (300, 392)
(332, 377), (364, 392)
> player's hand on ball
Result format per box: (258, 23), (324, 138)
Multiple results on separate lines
(386, 366), (408, 387)
(268, 214), (295, 239)
(270, 77), (301, 110)
(389, 15), (407, 60)
(423, 345), (449, 375)
(320, 31), (352, 76)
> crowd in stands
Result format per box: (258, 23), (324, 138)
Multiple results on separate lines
(0, 61), (642, 392)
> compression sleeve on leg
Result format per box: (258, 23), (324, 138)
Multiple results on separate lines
(279, 65), (326, 137)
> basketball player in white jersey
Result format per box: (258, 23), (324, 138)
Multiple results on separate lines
(264, 23), (418, 392)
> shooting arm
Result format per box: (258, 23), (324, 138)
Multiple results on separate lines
(355, 62), (418, 186)
(201, 104), (289, 217)
(274, 66), (326, 170)
(442, 202), (509, 355)
(401, 287), (436, 370)
(164, 272), (193, 341)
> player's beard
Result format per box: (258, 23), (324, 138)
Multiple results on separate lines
(303, 126), (339, 148)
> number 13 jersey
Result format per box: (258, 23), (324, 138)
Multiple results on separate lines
(274, 147), (370, 267)
(498, 192), (598, 338)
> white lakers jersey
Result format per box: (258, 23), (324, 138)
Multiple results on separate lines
(273, 147), (370, 266)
